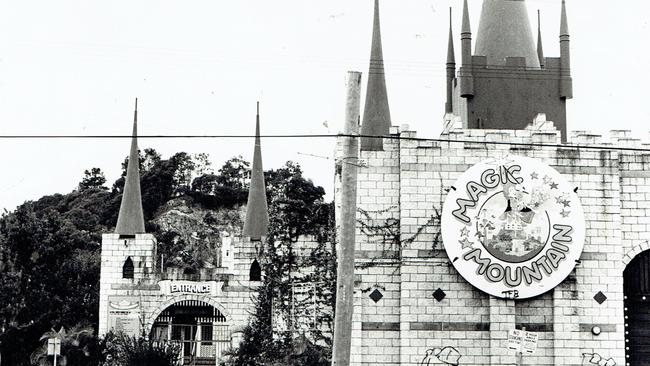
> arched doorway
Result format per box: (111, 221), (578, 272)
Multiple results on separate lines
(624, 250), (650, 365)
(150, 299), (230, 365)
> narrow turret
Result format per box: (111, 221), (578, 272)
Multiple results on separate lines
(459, 0), (474, 98)
(115, 99), (146, 236)
(360, 0), (392, 151)
(537, 10), (545, 68)
(446, 7), (456, 114)
(559, 0), (573, 99)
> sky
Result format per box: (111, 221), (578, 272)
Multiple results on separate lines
(0, 0), (649, 212)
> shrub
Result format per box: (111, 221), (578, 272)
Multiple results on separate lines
(100, 331), (180, 366)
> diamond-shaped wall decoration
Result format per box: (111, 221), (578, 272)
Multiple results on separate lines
(433, 288), (446, 302)
(594, 291), (607, 305)
(369, 289), (383, 303)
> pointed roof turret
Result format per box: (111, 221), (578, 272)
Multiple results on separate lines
(115, 98), (145, 235)
(560, 0), (569, 37)
(537, 10), (545, 68)
(447, 7), (456, 65)
(242, 102), (269, 241)
(461, 0), (471, 36)
(474, 0), (540, 68)
(360, 0), (391, 151)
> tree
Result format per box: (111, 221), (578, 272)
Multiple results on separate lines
(222, 161), (334, 366)
(217, 156), (250, 189)
(78, 168), (107, 191)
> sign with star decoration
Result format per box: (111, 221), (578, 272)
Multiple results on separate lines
(441, 156), (585, 299)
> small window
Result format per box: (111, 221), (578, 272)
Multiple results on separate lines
(249, 259), (261, 281)
(123, 257), (134, 279)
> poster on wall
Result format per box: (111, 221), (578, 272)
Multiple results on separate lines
(441, 155), (585, 299)
(107, 296), (141, 336)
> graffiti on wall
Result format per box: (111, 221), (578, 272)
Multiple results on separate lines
(420, 346), (462, 365)
(582, 353), (616, 366)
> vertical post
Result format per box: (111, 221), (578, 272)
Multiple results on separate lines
(53, 348), (57, 366)
(332, 71), (362, 366)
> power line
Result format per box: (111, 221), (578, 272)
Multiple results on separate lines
(1, 132), (649, 153)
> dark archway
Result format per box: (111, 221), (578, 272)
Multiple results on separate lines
(122, 257), (134, 279)
(249, 259), (261, 281)
(150, 299), (229, 364)
(624, 250), (650, 365)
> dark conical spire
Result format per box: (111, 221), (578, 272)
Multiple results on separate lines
(475, 0), (540, 68)
(115, 98), (145, 235)
(445, 7), (456, 114)
(559, 0), (572, 99)
(243, 102), (269, 241)
(447, 7), (456, 65)
(459, 0), (474, 98)
(537, 10), (545, 68)
(360, 0), (391, 151)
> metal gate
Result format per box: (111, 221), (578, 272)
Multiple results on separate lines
(624, 250), (650, 365)
(151, 300), (230, 365)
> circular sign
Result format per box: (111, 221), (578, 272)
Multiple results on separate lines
(441, 156), (585, 299)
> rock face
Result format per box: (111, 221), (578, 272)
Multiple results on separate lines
(153, 196), (246, 269)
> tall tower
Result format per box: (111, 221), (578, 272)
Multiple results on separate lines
(449, 0), (573, 141)
(360, 0), (392, 151)
(98, 99), (157, 336)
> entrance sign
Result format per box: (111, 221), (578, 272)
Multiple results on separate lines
(158, 280), (223, 296)
(442, 156), (585, 299)
(107, 296), (141, 336)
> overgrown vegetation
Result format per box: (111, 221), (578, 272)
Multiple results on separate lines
(221, 162), (335, 366)
(0, 149), (335, 365)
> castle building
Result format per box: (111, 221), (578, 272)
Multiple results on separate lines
(335, 1), (648, 365)
(97, 101), (268, 364)
(445, 0), (572, 141)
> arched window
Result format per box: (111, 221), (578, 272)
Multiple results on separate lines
(249, 259), (261, 281)
(122, 257), (134, 279)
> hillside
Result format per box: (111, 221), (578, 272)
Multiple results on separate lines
(0, 150), (334, 366)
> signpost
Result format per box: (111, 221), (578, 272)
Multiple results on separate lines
(47, 337), (61, 366)
(507, 327), (538, 365)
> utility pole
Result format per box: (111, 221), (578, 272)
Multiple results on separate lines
(332, 71), (362, 366)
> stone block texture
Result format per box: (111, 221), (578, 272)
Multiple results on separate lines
(334, 126), (643, 365)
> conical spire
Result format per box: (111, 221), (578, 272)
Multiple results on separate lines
(447, 8), (456, 65)
(360, 0), (391, 151)
(537, 10), (545, 68)
(475, 0), (540, 68)
(445, 7), (456, 114)
(560, 0), (569, 37)
(243, 102), (269, 241)
(559, 0), (572, 99)
(461, 0), (471, 37)
(459, 0), (474, 98)
(115, 98), (145, 235)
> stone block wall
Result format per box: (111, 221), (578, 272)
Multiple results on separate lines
(339, 122), (648, 365)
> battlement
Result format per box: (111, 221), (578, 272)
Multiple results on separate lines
(435, 114), (650, 152)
